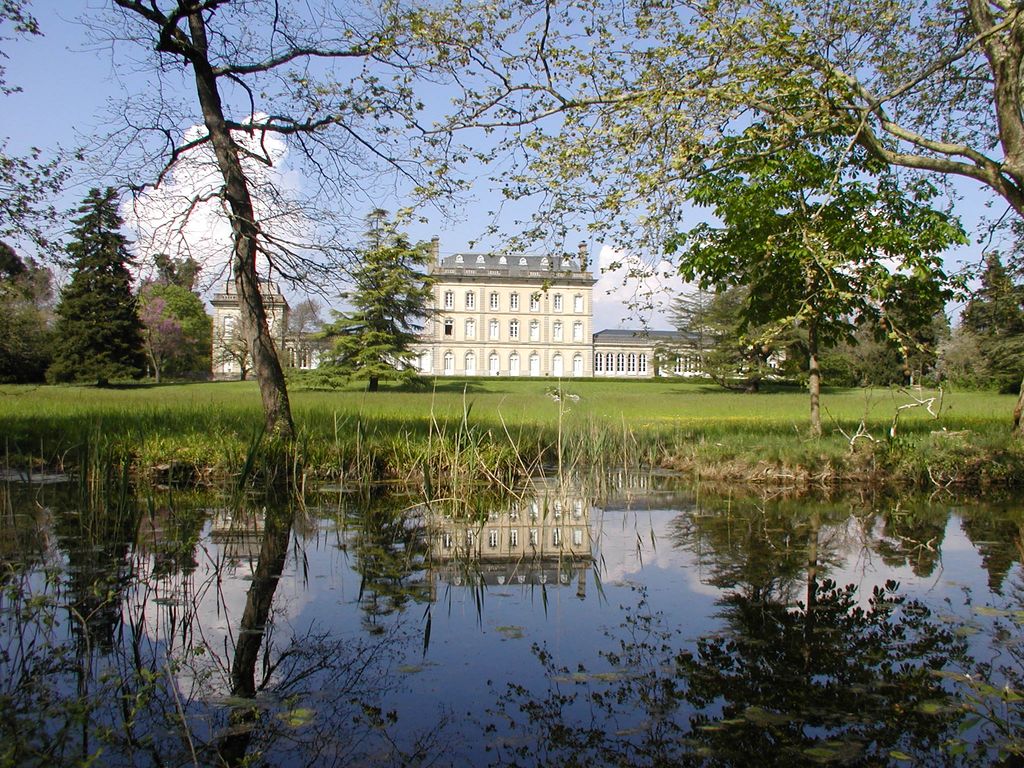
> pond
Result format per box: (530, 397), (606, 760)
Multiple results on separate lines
(2, 473), (1022, 766)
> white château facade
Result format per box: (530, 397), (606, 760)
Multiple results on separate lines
(414, 242), (597, 378)
(414, 241), (701, 379)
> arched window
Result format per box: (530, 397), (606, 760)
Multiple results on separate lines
(573, 354), (583, 377)
(509, 352), (520, 376)
(594, 352), (603, 373)
(606, 352), (614, 371)
(638, 353), (648, 374)
(529, 353), (541, 376)
(552, 353), (563, 377)
(627, 353), (636, 373)
(616, 353), (625, 372)
(488, 352), (500, 376)
(465, 351), (476, 375)
(443, 352), (454, 375)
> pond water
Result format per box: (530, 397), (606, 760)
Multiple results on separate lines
(2, 473), (1022, 766)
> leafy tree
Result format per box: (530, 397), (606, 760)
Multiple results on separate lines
(139, 282), (211, 382)
(961, 252), (1024, 392)
(444, 0), (1024, 432)
(320, 214), (433, 392)
(666, 128), (964, 435)
(152, 253), (200, 291)
(286, 297), (325, 369)
(48, 188), (145, 386)
(671, 286), (788, 393)
(0, 240), (53, 382)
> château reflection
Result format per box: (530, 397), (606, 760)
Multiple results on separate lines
(425, 481), (593, 595)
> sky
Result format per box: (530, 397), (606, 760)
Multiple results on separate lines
(1, 2), (1001, 329)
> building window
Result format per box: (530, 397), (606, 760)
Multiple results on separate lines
(443, 352), (454, 375)
(488, 529), (499, 548)
(529, 529), (538, 546)
(443, 532), (453, 549)
(466, 530), (474, 547)
(616, 353), (625, 372)
(572, 528), (583, 546)
(553, 321), (563, 341)
(465, 351), (476, 375)
(572, 321), (583, 342)
(639, 353), (648, 374)
(553, 293), (563, 312)
(509, 319), (520, 340)
(509, 352), (520, 375)
(552, 354), (563, 377)
(489, 319), (499, 340)
(223, 316), (237, 337)
(627, 353), (636, 373)
(529, 320), (540, 341)
(465, 319), (476, 339)
(674, 356), (683, 374)
(529, 353), (540, 376)
(530, 502), (539, 520)
(443, 290), (454, 309)
(552, 528), (561, 546)
(455, 254), (464, 264)
(574, 294), (583, 313)
(529, 294), (541, 312)
(490, 292), (499, 310)
(573, 499), (583, 518)
(489, 352), (499, 375)
(573, 354), (583, 376)
(510, 293), (519, 311)
(594, 352), (603, 372)
(465, 291), (476, 310)
(443, 319), (454, 337)
(510, 529), (519, 547)
(519, 257), (528, 266)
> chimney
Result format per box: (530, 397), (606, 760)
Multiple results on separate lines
(431, 236), (440, 265)
(578, 241), (589, 272)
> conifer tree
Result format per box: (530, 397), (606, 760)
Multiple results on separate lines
(48, 188), (145, 386)
(320, 213), (433, 392)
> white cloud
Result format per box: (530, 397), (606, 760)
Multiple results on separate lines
(120, 116), (310, 291)
(591, 244), (692, 331)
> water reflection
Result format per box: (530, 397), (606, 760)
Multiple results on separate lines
(0, 476), (1022, 765)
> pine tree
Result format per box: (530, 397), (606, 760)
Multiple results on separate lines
(320, 213), (433, 392)
(961, 253), (1024, 392)
(48, 188), (145, 386)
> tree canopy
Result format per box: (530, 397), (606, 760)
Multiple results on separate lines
(48, 188), (145, 386)
(319, 213), (433, 391)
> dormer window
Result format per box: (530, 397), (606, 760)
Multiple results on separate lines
(476, 254), (485, 264)
(499, 255), (508, 265)
(455, 254), (464, 264)
(519, 257), (527, 266)
(541, 257), (549, 268)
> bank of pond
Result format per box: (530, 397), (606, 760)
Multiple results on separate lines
(3, 380), (1024, 490)
(2, 472), (1023, 766)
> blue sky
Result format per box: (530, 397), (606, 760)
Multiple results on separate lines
(2, 2), (1000, 328)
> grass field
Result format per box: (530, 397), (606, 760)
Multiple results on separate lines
(2, 378), (1022, 487)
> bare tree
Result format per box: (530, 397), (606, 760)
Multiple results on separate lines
(99, 1), (468, 437)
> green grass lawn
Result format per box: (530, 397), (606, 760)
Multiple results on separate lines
(1, 378), (1020, 486)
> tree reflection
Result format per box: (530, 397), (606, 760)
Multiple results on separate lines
(490, 495), (972, 766)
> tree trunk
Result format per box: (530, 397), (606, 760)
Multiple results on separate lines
(368, 375), (379, 392)
(808, 316), (822, 438)
(186, 11), (294, 439)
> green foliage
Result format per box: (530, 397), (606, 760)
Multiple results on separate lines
(959, 253), (1024, 392)
(671, 286), (790, 392)
(47, 189), (145, 386)
(0, 242), (53, 382)
(319, 214), (433, 392)
(139, 282), (212, 380)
